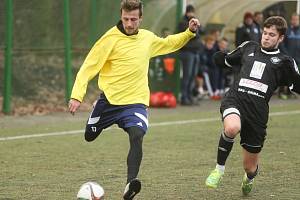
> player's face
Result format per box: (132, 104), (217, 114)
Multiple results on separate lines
(261, 25), (284, 49)
(121, 9), (142, 35)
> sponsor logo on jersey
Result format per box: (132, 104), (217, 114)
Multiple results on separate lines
(248, 53), (254, 57)
(250, 61), (266, 79)
(270, 57), (281, 64)
(239, 78), (268, 93)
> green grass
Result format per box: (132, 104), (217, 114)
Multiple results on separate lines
(0, 99), (300, 199)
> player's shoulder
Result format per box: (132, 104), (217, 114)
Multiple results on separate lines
(278, 53), (294, 63)
(98, 26), (120, 40)
(236, 41), (259, 53)
(277, 53), (297, 68)
(238, 41), (258, 48)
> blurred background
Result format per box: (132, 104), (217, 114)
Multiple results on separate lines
(0, 0), (299, 115)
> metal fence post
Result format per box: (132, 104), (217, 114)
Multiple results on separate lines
(174, 0), (184, 100)
(3, 0), (13, 114)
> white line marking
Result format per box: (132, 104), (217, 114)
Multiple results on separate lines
(1, 110), (300, 141)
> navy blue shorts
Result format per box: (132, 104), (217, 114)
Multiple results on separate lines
(85, 94), (148, 139)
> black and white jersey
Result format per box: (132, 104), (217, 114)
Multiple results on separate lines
(221, 41), (300, 125)
(225, 41), (300, 101)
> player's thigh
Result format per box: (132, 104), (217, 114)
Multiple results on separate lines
(240, 120), (266, 154)
(118, 105), (148, 134)
(85, 97), (115, 137)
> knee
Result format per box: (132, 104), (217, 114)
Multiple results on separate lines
(224, 124), (240, 138)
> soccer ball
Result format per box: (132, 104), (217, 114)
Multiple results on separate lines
(77, 182), (105, 200)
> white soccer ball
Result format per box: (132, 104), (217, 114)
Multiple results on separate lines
(77, 182), (105, 200)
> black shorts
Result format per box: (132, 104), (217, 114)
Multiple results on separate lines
(220, 97), (266, 154)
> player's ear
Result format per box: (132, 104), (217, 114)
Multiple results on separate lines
(278, 34), (284, 43)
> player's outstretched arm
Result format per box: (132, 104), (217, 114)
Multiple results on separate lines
(68, 98), (81, 115)
(291, 69), (300, 94)
(213, 51), (227, 68)
(284, 58), (300, 94)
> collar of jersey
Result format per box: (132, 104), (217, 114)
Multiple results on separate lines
(116, 20), (139, 37)
(260, 48), (280, 55)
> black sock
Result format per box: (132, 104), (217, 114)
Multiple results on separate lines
(217, 131), (234, 165)
(247, 165), (259, 180)
(126, 127), (144, 183)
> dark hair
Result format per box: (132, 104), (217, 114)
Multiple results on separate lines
(244, 12), (253, 20)
(186, 4), (195, 13)
(263, 16), (287, 36)
(120, 0), (143, 17)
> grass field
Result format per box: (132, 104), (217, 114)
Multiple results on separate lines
(0, 99), (300, 199)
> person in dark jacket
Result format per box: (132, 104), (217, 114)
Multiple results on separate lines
(284, 13), (300, 66)
(235, 12), (261, 47)
(278, 13), (300, 99)
(253, 11), (264, 40)
(178, 4), (203, 105)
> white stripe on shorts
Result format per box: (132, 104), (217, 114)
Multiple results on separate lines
(88, 116), (100, 125)
(134, 112), (148, 127)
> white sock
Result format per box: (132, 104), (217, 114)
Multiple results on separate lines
(216, 164), (225, 173)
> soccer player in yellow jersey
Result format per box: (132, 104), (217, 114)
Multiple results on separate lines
(68, 0), (199, 199)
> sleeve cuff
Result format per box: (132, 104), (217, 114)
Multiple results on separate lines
(186, 28), (196, 36)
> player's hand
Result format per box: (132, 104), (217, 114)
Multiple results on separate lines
(68, 99), (81, 115)
(188, 18), (200, 33)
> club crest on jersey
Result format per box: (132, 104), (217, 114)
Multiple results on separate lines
(270, 57), (281, 64)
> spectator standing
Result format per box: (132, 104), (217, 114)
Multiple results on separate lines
(235, 12), (261, 47)
(217, 37), (231, 93)
(178, 4), (203, 105)
(253, 11), (264, 40)
(278, 13), (300, 99)
(284, 13), (300, 66)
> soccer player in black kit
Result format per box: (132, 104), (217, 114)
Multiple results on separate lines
(205, 16), (300, 195)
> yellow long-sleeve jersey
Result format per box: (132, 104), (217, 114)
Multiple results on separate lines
(71, 26), (195, 106)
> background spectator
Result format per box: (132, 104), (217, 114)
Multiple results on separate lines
(178, 4), (203, 105)
(253, 11), (264, 40)
(235, 12), (261, 47)
(284, 13), (300, 66)
(278, 13), (300, 99)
